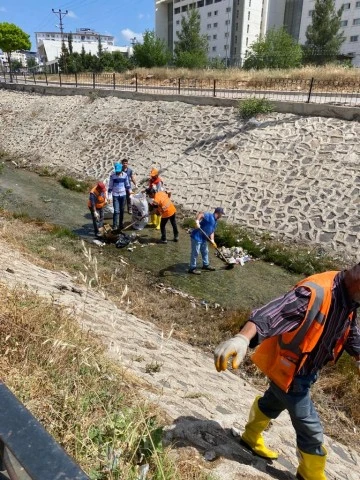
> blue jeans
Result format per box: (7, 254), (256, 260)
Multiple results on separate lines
(189, 238), (209, 270)
(258, 374), (324, 455)
(112, 195), (126, 230)
(89, 208), (104, 235)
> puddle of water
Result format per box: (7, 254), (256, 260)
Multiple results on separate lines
(0, 164), (302, 309)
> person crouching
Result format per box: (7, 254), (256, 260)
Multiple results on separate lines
(146, 187), (178, 244)
(88, 182), (107, 236)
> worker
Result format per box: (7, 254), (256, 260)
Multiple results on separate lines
(107, 162), (132, 231)
(148, 168), (164, 230)
(145, 187), (178, 244)
(188, 207), (225, 275)
(122, 158), (137, 214)
(214, 264), (360, 480)
(88, 181), (107, 236)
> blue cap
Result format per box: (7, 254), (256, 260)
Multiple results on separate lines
(214, 207), (225, 216)
(114, 162), (122, 173)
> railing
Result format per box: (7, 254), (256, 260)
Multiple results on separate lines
(1, 71), (360, 106)
(0, 382), (88, 480)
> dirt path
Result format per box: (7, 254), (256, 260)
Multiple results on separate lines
(0, 237), (358, 480)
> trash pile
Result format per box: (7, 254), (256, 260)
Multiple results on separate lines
(216, 246), (252, 266)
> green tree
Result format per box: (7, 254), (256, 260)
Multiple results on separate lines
(112, 51), (130, 72)
(58, 42), (70, 73)
(174, 9), (208, 69)
(0, 22), (31, 81)
(10, 59), (22, 72)
(68, 33), (73, 54)
(304, 0), (345, 65)
(243, 27), (302, 70)
(27, 56), (37, 70)
(133, 30), (170, 68)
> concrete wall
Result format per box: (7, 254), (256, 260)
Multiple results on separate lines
(1, 81), (360, 121)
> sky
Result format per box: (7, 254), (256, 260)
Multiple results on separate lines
(0, 0), (154, 50)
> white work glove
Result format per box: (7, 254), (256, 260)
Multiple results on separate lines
(94, 211), (100, 221)
(214, 334), (249, 372)
(195, 220), (200, 228)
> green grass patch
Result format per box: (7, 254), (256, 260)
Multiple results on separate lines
(59, 175), (92, 193)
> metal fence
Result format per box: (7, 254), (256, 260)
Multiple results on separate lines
(1, 71), (360, 106)
(0, 382), (88, 480)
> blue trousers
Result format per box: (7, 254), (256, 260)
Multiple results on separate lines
(189, 238), (209, 270)
(112, 195), (126, 230)
(258, 374), (324, 455)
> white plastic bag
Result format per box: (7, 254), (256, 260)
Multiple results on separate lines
(103, 202), (114, 220)
(131, 193), (149, 230)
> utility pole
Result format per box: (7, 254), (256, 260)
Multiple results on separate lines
(52, 8), (68, 43)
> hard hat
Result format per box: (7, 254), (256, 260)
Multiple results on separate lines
(150, 168), (159, 177)
(114, 162), (122, 173)
(97, 182), (106, 192)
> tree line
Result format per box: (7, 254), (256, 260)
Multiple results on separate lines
(0, 0), (352, 75)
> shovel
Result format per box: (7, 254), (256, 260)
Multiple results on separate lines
(198, 226), (235, 270)
(119, 214), (148, 233)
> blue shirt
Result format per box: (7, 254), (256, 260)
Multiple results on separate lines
(191, 212), (217, 242)
(108, 172), (130, 197)
(123, 167), (133, 180)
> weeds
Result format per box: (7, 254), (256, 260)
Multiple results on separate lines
(59, 175), (92, 193)
(145, 361), (163, 375)
(238, 97), (273, 119)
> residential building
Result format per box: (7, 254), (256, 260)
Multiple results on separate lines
(36, 28), (131, 66)
(298, 0), (360, 66)
(0, 50), (38, 70)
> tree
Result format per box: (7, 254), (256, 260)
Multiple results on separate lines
(27, 57), (37, 70)
(112, 51), (130, 72)
(133, 30), (170, 68)
(304, 0), (345, 65)
(68, 33), (73, 55)
(10, 59), (22, 72)
(243, 28), (303, 70)
(0, 22), (31, 81)
(174, 9), (208, 69)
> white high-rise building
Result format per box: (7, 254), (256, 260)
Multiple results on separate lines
(156, 0), (268, 65)
(299, 0), (360, 66)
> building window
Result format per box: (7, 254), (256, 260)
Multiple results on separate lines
(246, 37), (248, 46)
(176, 20), (180, 25)
(235, 35), (237, 42)
(213, 34), (217, 39)
(214, 10), (218, 15)
(248, 11), (250, 20)
(343, 3), (351, 9)
(174, 7), (180, 13)
(205, 0), (213, 4)
(224, 44), (228, 49)
(234, 47), (237, 54)
(340, 20), (348, 26)
(350, 35), (359, 41)
(197, 0), (204, 6)
(226, 6), (231, 11)
(215, 0), (222, 3)
(207, 35), (211, 40)
(213, 22), (218, 27)
(207, 23), (212, 29)
(208, 11), (212, 16)
(308, 10), (314, 16)
(249, 0), (251, 5)
(357, 1), (360, 6)
(225, 32), (229, 37)
(212, 46), (216, 51)
(225, 19), (230, 24)
(353, 18), (360, 24)
(181, 5), (188, 12)
(247, 24), (249, 33)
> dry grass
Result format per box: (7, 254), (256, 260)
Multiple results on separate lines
(0, 214), (359, 455)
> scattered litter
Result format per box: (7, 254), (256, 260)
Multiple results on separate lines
(5, 268), (14, 274)
(216, 246), (252, 266)
(47, 246), (56, 251)
(92, 239), (106, 247)
(156, 283), (223, 310)
(138, 463), (149, 480)
(231, 427), (241, 437)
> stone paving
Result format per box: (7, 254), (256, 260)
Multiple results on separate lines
(0, 236), (358, 480)
(0, 90), (359, 261)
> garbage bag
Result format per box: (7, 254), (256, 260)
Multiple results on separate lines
(103, 203), (114, 220)
(115, 233), (132, 248)
(131, 193), (148, 230)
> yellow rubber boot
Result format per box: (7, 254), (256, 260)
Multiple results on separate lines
(296, 446), (327, 480)
(149, 214), (156, 226)
(155, 214), (161, 230)
(241, 396), (279, 459)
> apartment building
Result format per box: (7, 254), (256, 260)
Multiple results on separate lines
(299, 0), (360, 65)
(36, 28), (130, 65)
(0, 50), (38, 70)
(156, 0), (268, 65)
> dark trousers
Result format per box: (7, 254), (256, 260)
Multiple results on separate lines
(112, 195), (126, 230)
(89, 208), (104, 235)
(160, 213), (178, 241)
(126, 190), (132, 213)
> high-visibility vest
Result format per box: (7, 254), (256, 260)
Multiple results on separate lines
(87, 186), (106, 210)
(251, 271), (354, 392)
(153, 191), (176, 218)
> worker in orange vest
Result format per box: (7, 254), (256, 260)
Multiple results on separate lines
(146, 187), (178, 244)
(88, 182), (107, 236)
(214, 265), (360, 480)
(148, 168), (164, 229)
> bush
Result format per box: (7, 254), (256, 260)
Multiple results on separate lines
(238, 97), (273, 119)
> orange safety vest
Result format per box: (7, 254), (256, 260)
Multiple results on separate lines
(153, 191), (176, 218)
(87, 186), (106, 210)
(251, 271), (354, 392)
